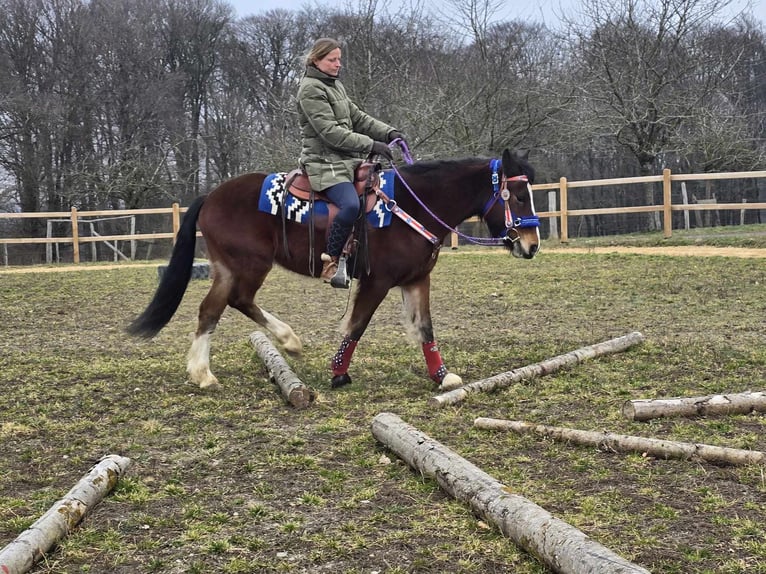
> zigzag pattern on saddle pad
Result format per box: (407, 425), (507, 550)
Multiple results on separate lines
(258, 170), (395, 228)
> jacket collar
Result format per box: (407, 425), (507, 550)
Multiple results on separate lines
(305, 64), (338, 84)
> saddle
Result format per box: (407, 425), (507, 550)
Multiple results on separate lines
(283, 162), (382, 213)
(278, 162), (384, 279)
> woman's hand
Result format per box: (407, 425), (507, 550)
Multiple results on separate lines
(387, 130), (406, 144)
(371, 141), (394, 161)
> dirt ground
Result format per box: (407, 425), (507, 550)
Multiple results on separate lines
(1, 245), (764, 277)
(545, 245), (766, 258)
(1, 249), (765, 573)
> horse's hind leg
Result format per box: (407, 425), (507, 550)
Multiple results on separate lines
(234, 302), (302, 355)
(188, 268), (232, 390)
(401, 276), (463, 391)
(228, 277), (302, 355)
(188, 266), (302, 391)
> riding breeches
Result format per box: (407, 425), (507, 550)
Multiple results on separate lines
(324, 182), (360, 257)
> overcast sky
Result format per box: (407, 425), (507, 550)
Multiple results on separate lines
(228, 0), (765, 29)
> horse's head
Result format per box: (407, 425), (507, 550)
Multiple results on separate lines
(484, 149), (540, 259)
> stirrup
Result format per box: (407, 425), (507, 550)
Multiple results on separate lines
(330, 255), (350, 289)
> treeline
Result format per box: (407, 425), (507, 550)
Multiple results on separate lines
(0, 0), (764, 237)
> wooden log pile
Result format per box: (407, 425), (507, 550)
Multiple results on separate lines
(474, 418), (766, 466)
(0, 454), (132, 574)
(249, 331), (315, 409)
(372, 412), (650, 574)
(623, 391), (766, 421)
(429, 331), (645, 408)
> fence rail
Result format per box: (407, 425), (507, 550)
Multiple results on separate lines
(1, 169), (765, 264)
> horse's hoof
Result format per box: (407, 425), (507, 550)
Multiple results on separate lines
(199, 378), (222, 391)
(283, 344), (303, 357)
(331, 374), (352, 389)
(438, 373), (463, 391)
(281, 334), (303, 356)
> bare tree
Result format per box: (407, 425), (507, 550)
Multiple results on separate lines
(161, 0), (231, 200)
(0, 0), (52, 223)
(210, 9), (311, 175)
(565, 0), (744, 229)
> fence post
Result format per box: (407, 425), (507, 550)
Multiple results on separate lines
(46, 220), (53, 264)
(130, 216), (136, 260)
(663, 168), (672, 238)
(70, 207), (80, 264)
(172, 203), (180, 245)
(89, 222), (98, 262)
(559, 177), (568, 243)
(547, 191), (558, 240)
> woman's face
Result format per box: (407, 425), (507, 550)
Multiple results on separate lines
(314, 47), (342, 77)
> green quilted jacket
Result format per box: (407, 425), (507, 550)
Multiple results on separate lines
(297, 65), (395, 191)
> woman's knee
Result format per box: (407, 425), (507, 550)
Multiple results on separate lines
(327, 183), (360, 223)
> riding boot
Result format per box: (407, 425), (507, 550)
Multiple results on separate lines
(320, 253), (339, 281)
(321, 219), (352, 289)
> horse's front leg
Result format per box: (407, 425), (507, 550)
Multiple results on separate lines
(329, 280), (390, 388)
(401, 275), (463, 391)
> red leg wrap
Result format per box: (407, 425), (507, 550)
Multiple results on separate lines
(422, 341), (448, 383)
(331, 336), (358, 376)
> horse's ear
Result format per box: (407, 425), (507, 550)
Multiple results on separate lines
(501, 149), (513, 173)
(502, 148), (521, 175)
(502, 148), (534, 181)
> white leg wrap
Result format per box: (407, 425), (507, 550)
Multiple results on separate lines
(187, 333), (220, 390)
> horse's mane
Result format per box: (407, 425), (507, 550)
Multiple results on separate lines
(398, 157), (486, 177)
(398, 154), (535, 183)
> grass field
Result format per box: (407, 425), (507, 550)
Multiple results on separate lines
(1, 245), (765, 573)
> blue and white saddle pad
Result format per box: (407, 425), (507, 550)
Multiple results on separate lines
(258, 170), (394, 228)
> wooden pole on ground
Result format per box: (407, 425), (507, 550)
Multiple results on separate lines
(249, 331), (315, 409)
(372, 412), (650, 574)
(474, 418), (766, 466)
(623, 391), (766, 421)
(0, 454), (132, 574)
(429, 332), (644, 409)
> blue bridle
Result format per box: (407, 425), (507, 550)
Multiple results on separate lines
(483, 159), (540, 241)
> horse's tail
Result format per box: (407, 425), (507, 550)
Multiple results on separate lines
(127, 195), (206, 338)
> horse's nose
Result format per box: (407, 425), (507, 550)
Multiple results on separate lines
(527, 244), (539, 258)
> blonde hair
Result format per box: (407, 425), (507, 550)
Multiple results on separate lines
(305, 38), (342, 67)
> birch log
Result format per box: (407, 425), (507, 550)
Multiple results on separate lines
(474, 418), (766, 466)
(429, 332), (644, 408)
(372, 412), (650, 574)
(0, 454), (132, 574)
(623, 391), (766, 421)
(249, 331), (315, 409)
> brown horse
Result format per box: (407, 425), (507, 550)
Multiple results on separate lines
(127, 148), (540, 391)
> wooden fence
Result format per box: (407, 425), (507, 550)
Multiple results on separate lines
(449, 168), (766, 248)
(1, 168), (765, 265)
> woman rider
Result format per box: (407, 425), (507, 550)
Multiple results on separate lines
(297, 37), (405, 288)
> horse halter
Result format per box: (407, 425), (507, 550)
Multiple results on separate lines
(483, 159), (540, 244)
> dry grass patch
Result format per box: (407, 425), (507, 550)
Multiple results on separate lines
(0, 248), (764, 573)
